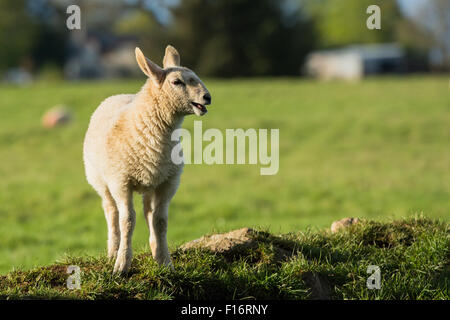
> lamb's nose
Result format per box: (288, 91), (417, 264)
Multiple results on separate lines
(203, 93), (211, 105)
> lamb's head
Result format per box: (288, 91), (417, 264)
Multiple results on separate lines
(135, 46), (211, 116)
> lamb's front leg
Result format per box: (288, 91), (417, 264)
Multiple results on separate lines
(149, 200), (172, 267)
(110, 187), (136, 274)
(145, 178), (179, 268)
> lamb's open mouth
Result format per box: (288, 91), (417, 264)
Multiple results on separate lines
(191, 102), (207, 116)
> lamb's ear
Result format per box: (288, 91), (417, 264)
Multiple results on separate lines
(135, 47), (165, 87)
(163, 45), (180, 68)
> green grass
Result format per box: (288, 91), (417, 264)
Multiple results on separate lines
(0, 217), (448, 299)
(0, 75), (449, 276)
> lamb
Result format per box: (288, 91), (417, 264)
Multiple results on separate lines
(83, 45), (212, 274)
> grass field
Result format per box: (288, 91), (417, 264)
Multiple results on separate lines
(0, 75), (449, 275)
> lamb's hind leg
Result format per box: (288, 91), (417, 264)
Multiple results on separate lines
(109, 185), (136, 274)
(101, 188), (120, 259)
(85, 161), (120, 260)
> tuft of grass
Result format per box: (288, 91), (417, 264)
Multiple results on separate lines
(0, 217), (448, 300)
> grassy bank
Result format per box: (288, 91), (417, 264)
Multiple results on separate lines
(1, 217), (448, 300)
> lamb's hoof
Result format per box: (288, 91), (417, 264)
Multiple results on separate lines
(113, 252), (132, 274)
(107, 251), (118, 261)
(166, 262), (175, 271)
(107, 242), (119, 260)
(157, 258), (174, 271)
(113, 262), (131, 275)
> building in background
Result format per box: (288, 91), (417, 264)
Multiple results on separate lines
(305, 43), (406, 80)
(65, 31), (139, 80)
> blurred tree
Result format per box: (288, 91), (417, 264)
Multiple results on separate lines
(114, 9), (169, 66)
(29, 0), (69, 72)
(168, 0), (316, 77)
(305, 0), (402, 48)
(412, 0), (450, 69)
(395, 17), (434, 71)
(0, 0), (37, 72)
(0, 0), (70, 74)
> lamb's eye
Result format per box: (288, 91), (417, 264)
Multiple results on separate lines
(173, 79), (185, 86)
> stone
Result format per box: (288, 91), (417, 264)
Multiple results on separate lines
(180, 227), (256, 253)
(331, 217), (360, 233)
(42, 106), (72, 128)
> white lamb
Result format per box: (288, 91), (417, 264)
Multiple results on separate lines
(83, 45), (211, 274)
